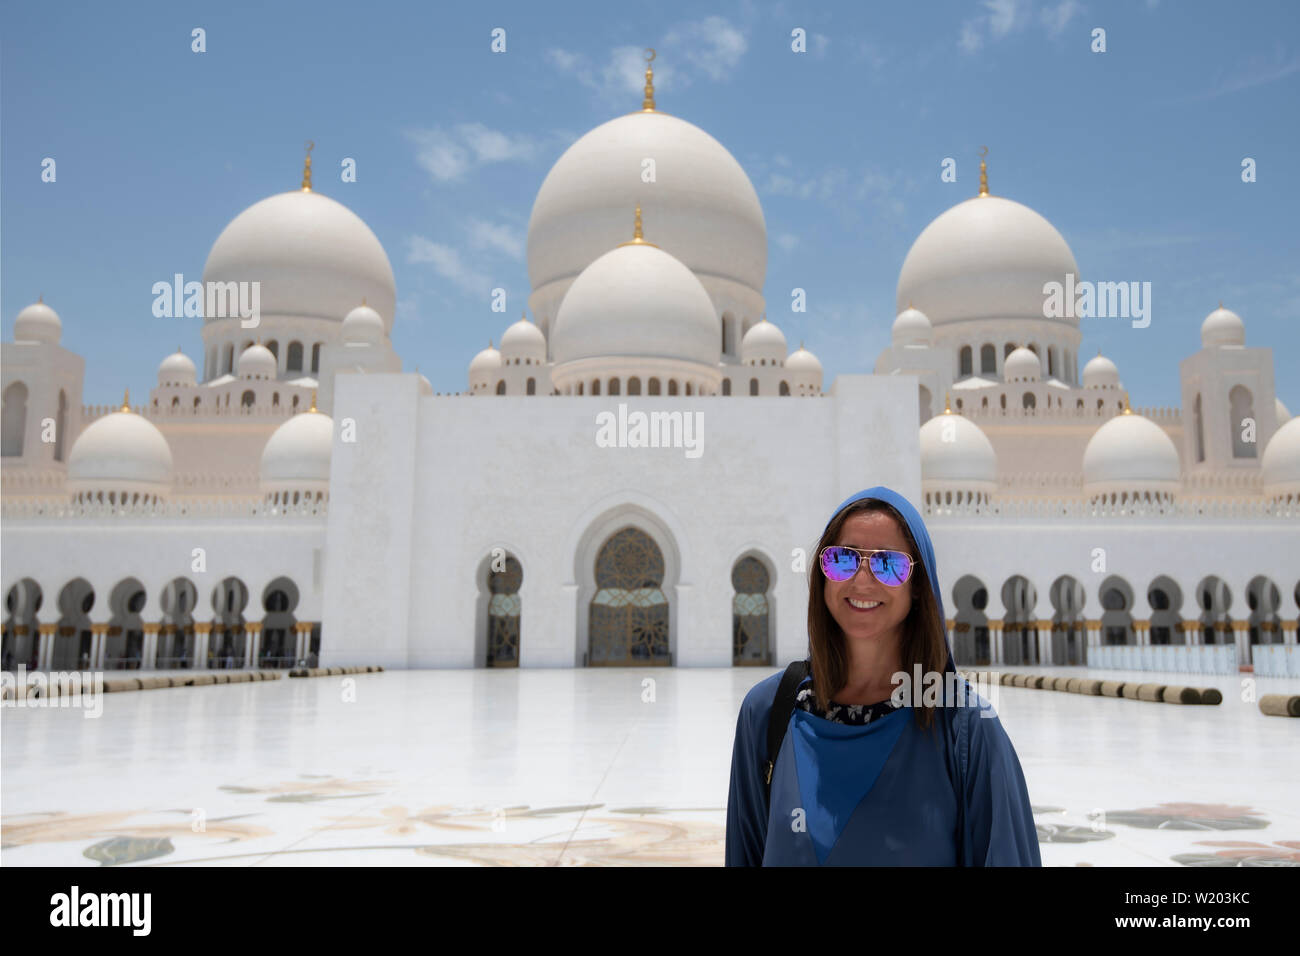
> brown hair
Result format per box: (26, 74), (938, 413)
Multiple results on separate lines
(806, 499), (949, 730)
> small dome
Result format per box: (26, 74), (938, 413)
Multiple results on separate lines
(260, 404), (333, 495)
(741, 318), (787, 364)
(341, 303), (385, 345)
(68, 400), (173, 499)
(1003, 347), (1041, 383)
(785, 346), (822, 374)
(1201, 305), (1245, 348)
(468, 342), (502, 393)
(1261, 417), (1300, 500)
(1276, 397), (1292, 425)
(1082, 352), (1121, 389)
(1082, 410), (1180, 498)
(499, 314), (546, 362)
(919, 407), (997, 491)
(550, 240), (719, 369)
(157, 349), (197, 387)
(237, 343), (277, 380)
(14, 300), (62, 345)
(891, 306), (932, 348)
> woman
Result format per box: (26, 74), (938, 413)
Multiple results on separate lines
(725, 486), (1040, 866)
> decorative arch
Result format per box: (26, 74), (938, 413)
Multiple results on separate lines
(1000, 575), (1039, 664)
(260, 576), (300, 667)
(1098, 575), (1135, 645)
(1196, 575), (1232, 645)
(2, 381), (28, 457)
(731, 552), (775, 666)
(1146, 575), (1183, 645)
(2, 578), (44, 671)
(55, 578), (95, 669)
(951, 575), (990, 665)
(210, 577), (249, 668)
(159, 577), (198, 669)
(1229, 385), (1255, 458)
(1049, 575), (1086, 664)
(106, 577), (147, 669)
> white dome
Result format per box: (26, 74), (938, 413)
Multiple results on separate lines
(741, 318), (787, 364)
(897, 195), (1079, 327)
(1276, 397), (1291, 425)
(785, 346), (822, 374)
(237, 343), (277, 380)
(550, 240), (719, 368)
(469, 342), (502, 375)
(157, 349), (197, 386)
(1082, 352), (1121, 389)
(1003, 346), (1041, 383)
(1201, 305), (1244, 348)
(891, 307), (932, 348)
(499, 315), (547, 362)
(1261, 417), (1300, 499)
(528, 111), (766, 297)
(1082, 410), (1181, 498)
(68, 403), (173, 497)
(14, 300), (61, 344)
(919, 408), (997, 491)
(260, 406), (333, 494)
(341, 303), (385, 345)
(203, 188), (396, 331)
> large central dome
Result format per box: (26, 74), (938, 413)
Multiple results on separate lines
(896, 194), (1078, 327)
(203, 188), (396, 330)
(527, 111), (767, 296)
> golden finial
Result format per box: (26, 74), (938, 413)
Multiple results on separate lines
(642, 48), (656, 111)
(1122, 395), (1132, 415)
(489, 338), (494, 348)
(522, 310), (528, 322)
(618, 203), (658, 247)
(309, 390), (318, 413)
(944, 392), (952, 414)
(978, 146), (989, 197)
(362, 297), (367, 306)
(1218, 300), (1223, 309)
(38, 294), (43, 303)
(120, 388), (131, 413)
(301, 140), (314, 191)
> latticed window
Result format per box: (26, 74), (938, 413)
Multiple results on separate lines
(487, 556), (522, 667)
(588, 528), (669, 665)
(732, 557), (770, 665)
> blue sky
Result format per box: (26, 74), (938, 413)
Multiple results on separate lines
(3, 0), (1298, 410)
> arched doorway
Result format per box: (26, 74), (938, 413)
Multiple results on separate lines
(486, 555), (522, 667)
(55, 579), (95, 669)
(1099, 576), (1135, 645)
(260, 577), (300, 667)
(588, 528), (669, 665)
(106, 578), (146, 670)
(1049, 575), (1086, 665)
(1196, 576), (1232, 646)
(951, 575), (990, 665)
(211, 577), (248, 668)
(732, 555), (772, 665)
(1001, 575), (1038, 665)
(2, 578), (43, 670)
(1246, 575), (1282, 663)
(159, 577), (197, 669)
(1147, 576), (1183, 645)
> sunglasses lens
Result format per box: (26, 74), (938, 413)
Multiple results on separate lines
(820, 547), (859, 582)
(868, 551), (913, 587)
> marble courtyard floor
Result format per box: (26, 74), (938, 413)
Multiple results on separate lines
(2, 666), (1297, 866)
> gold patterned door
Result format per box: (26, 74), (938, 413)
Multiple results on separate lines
(588, 528), (670, 665)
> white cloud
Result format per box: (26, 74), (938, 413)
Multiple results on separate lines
(547, 16), (748, 104)
(664, 15), (749, 81)
(775, 233), (800, 252)
(408, 124), (535, 184)
(467, 218), (524, 260)
(961, 0), (1081, 53)
(407, 236), (488, 294)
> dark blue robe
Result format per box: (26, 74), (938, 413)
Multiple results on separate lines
(724, 487), (1041, 866)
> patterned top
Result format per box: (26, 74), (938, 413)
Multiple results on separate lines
(795, 680), (901, 725)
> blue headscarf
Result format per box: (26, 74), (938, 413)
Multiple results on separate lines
(821, 486), (955, 674)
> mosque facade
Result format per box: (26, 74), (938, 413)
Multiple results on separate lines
(3, 64), (1298, 674)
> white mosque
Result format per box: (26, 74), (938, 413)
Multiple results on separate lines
(3, 59), (1298, 676)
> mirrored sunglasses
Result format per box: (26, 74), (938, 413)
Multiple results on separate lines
(819, 546), (914, 587)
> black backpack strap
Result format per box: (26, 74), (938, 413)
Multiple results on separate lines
(764, 659), (811, 803)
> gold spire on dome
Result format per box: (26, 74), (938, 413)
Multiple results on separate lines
(301, 140), (314, 191)
(641, 48), (656, 111)
(120, 389), (131, 413)
(618, 203), (659, 248)
(977, 146), (989, 197)
(1122, 395), (1132, 415)
(944, 392), (952, 414)
(310, 390), (318, 413)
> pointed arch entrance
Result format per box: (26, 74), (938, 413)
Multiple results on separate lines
(588, 527), (670, 665)
(732, 555), (773, 665)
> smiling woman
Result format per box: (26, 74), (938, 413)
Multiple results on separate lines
(725, 486), (1041, 867)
